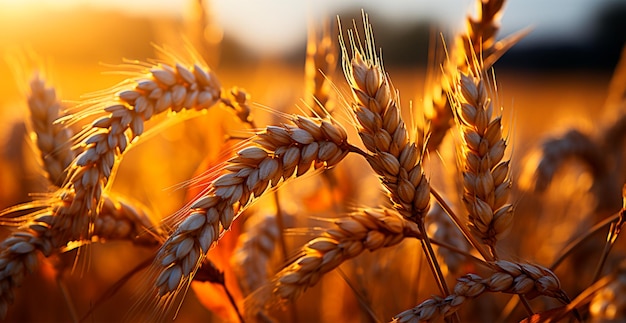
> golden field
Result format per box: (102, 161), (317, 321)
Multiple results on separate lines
(0, 1), (623, 322)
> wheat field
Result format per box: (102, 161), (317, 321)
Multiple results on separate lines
(0, 0), (624, 322)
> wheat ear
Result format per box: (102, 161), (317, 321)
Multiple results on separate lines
(58, 61), (221, 241)
(231, 213), (282, 296)
(305, 20), (338, 117)
(427, 0), (524, 151)
(27, 74), (75, 187)
(340, 18), (430, 223)
(0, 215), (55, 318)
(451, 69), (512, 257)
(393, 260), (569, 322)
(273, 208), (420, 302)
(154, 115), (351, 296)
(339, 16), (465, 297)
(24, 73), (160, 244)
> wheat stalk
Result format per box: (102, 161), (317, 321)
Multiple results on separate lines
(338, 16), (468, 299)
(57, 60), (222, 242)
(0, 71), (168, 318)
(153, 115), (351, 297)
(451, 68), (513, 257)
(393, 260), (569, 322)
(272, 208), (420, 302)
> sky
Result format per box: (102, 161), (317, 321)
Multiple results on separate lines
(0, 0), (621, 55)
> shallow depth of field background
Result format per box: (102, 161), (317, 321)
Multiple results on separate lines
(0, 0), (624, 322)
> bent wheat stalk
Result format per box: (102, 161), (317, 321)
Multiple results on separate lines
(153, 115), (351, 297)
(531, 129), (605, 193)
(58, 60), (221, 242)
(21, 72), (162, 245)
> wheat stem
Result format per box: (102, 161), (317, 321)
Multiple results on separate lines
(272, 191), (297, 323)
(417, 220), (450, 296)
(592, 201), (625, 283)
(551, 212), (620, 270)
(57, 274), (79, 323)
(430, 185), (492, 262)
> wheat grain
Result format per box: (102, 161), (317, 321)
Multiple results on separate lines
(451, 69), (513, 256)
(57, 61), (222, 242)
(153, 115), (351, 297)
(273, 208), (420, 302)
(340, 17), (430, 223)
(27, 74), (75, 187)
(393, 260), (568, 322)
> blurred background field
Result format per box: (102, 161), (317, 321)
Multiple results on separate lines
(0, 0), (625, 322)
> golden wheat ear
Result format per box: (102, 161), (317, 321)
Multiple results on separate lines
(393, 260), (569, 322)
(427, 0), (529, 152)
(52, 58), (223, 243)
(339, 14), (431, 224)
(151, 115), (352, 298)
(26, 74), (75, 188)
(449, 66), (513, 259)
(271, 208), (420, 303)
(231, 212), (288, 296)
